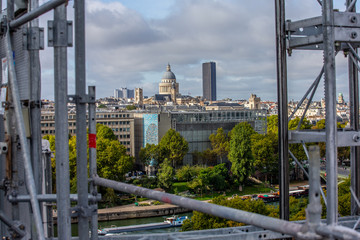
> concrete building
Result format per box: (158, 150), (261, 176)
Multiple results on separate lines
(202, 62), (216, 101)
(114, 88), (134, 99)
(135, 88), (143, 106)
(41, 111), (135, 156)
(338, 93), (344, 104)
(249, 94), (261, 109)
(134, 109), (267, 166)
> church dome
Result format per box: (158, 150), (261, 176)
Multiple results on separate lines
(162, 64), (176, 80)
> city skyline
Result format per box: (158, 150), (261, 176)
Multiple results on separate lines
(203, 62), (217, 101)
(38, 0), (353, 101)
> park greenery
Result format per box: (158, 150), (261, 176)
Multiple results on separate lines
(44, 116), (351, 216)
(43, 124), (134, 204)
(181, 176), (352, 231)
(138, 116), (350, 195)
(140, 129), (189, 168)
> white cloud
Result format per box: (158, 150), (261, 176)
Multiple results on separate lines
(38, 0), (356, 101)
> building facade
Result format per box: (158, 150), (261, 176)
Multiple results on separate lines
(135, 88), (143, 105)
(41, 111), (135, 156)
(249, 94), (261, 109)
(202, 62), (216, 101)
(114, 88), (134, 99)
(134, 109), (267, 166)
(158, 64), (179, 97)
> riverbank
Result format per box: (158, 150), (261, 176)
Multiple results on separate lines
(53, 202), (190, 223)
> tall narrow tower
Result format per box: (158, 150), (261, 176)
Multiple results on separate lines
(202, 62), (216, 101)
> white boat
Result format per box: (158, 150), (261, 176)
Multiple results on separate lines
(99, 215), (189, 235)
(164, 215), (188, 226)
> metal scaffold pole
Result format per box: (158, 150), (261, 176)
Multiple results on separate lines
(346, 0), (360, 216)
(275, 0), (289, 221)
(29, 0), (43, 237)
(5, 24), (45, 240)
(322, 0), (338, 225)
(88, 86), (98, 240)
(54, 2), (71, 239)
(75, 0), (90, 237)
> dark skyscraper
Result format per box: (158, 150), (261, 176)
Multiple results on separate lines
(202, 62), (216, 101)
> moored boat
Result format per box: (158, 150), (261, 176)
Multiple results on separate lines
(99, 215), (188, 235)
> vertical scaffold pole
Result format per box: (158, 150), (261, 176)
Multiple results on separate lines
(275, 0), (289, 220)
(88, 86), (98, 240)
(74, 0), (89, 237)
(323, 0), (338, 225)
(6, 0), (20, 229)
(346, 0), (360, 216)
(54, 3), (71, 239)
(5, 25), (45, 240)
(29, 0), (43, 237)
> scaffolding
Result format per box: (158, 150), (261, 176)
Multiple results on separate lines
(0, 0), (360, 239)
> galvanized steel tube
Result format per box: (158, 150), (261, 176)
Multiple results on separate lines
(288, 67), (324, 121)
(54, 4), (71, 239)
(8, 194), (101, 203)
(93, 176), (303, 237)
(29, 0), (43, 237)
(307, 146), (322, 228)
(9, 0), (66, 29)
(346, 0), (360, 217)
(275, 0), (289, 221)
(74, 0), (89, 237)
(5, 27), (45, 240)
(88, 86), (98, 240)
(0, 211), (26, 237)
(322, 0), (338, 225)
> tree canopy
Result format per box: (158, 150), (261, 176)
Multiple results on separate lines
(159, 129), (189, 167)
(139, 143), (160, 166)
(181, 196), (278, 231)
(96, 124), (117, 141)
(157, 158), (174, 190)
(43, 124), (134, 197)
(228, 122), (256, 183)
(251, 133), (278, 182)
(209, 128), (229, 164)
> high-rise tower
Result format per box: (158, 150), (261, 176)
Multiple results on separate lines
(202, 62), (216, 101)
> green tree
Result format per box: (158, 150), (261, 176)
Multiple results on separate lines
(314, 119), (325, 130)
(201, 149), (217, 166)
(288, 117), (312, 130)
(96, 137), (133, 182)
(159, 129), (189, 167)
(45, 125), (134, 199)
(126, 105), (136, 111)
(209, 163), (229, 191)
(313, 119), (350, 160)
(181, 196), (278, 231)
(157, 158), (174, 190)
(338, 177), (351, 216)
(228, 122), (255, 183)
(209, 128), (229, 164)
(251, 133), (278, 182)
(96, 124), (117, 141)
(288, 118), (312, 164)
(267, 115), (278, 134)
(176, 165), (201, 182)
(97, 104), (107, 109)
(139, 143), (160, 166)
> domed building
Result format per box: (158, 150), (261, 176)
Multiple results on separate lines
(159, 64), (179, 96)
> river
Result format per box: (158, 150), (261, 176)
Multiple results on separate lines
(55, 212), (192, 236)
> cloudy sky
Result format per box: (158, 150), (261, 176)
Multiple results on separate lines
(37, 0), (353, 101)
